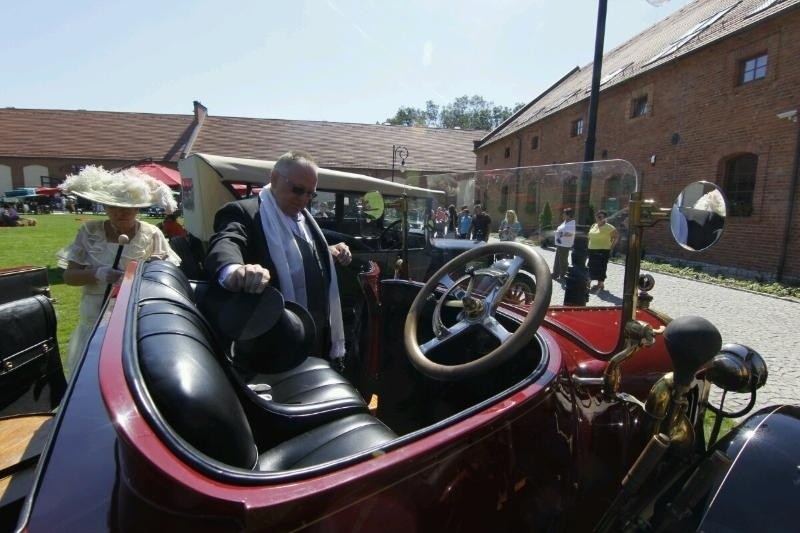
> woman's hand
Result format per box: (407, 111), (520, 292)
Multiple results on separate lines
(95, 266), (124, 284)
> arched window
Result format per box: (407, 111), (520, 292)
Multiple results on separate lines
(499, 185), (509, 212)
(525, 180), (538, 214)
(0, 165), (12, 192)
(604, 174), (636, 212)
(562, 175), (578, 209)
(723, 154), (757, 216)
(23, 165), (49, 188)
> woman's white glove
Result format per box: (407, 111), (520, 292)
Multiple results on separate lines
(95, 266), (124, 284)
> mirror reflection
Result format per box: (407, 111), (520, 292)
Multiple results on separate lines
(670, 181), (727, 251)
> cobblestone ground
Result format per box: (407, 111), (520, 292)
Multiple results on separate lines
(533, 246), (800, 413)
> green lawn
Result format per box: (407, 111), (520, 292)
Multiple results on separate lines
(0, 213), (107, 363)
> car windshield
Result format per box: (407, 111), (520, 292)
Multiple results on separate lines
(178, 153), (640, 322)
(409, 159), (638, 301)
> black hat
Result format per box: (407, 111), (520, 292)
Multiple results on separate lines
(203, 285), (317, 362)
(211, 286), (286, 341)
(232, 301), (317, 373)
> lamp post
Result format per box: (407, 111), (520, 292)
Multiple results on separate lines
(584, 0), (669, 162)
(391, 145), (409, 182)
(583, 0), (608, 163)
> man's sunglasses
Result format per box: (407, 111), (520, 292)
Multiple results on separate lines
(283, 176), (317, 199)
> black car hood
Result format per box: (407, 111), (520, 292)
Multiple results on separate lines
(698, 404), (800, 532)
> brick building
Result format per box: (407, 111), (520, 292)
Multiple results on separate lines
(475, 0), (800, 281)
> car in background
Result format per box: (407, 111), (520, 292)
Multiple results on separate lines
(144, 205), (165, 217)
(176, 153), (445, 281)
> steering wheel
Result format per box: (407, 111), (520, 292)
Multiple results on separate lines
(380, 219), (403, 249)
(404, 242), (552, 381)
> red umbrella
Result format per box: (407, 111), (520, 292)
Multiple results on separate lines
(35, 187), (62, 197)
(135, 162), (182, 188)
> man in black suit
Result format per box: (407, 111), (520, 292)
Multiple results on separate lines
(204, 151), (352, 360)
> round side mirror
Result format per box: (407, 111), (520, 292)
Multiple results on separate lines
(670, 181), (727, 251)
(361, 191), (385, 220)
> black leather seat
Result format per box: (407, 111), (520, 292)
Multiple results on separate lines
(140, 260), (369, 427)
(137, 300), (396, 470)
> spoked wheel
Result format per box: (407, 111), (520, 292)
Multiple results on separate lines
(404, 242), (552, 381)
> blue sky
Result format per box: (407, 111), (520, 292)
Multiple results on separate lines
(1, 0), (692, 124)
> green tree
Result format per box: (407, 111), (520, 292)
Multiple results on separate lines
(384, 96), (524, 130)
(383, 106), (427, 126)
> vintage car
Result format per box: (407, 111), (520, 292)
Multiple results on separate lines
(2, 158), (793, 532)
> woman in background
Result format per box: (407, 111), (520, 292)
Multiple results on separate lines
(587, 210), (618, 292)
(498, 209), (522, 241)
(57, 166), (180, 376)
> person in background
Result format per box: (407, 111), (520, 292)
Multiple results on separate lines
(434, 206), (448, 238)
(587, 210), (618, 292)
(458, 205), (472, 239)
(57, 166), (180, 377)
(204, 150), (352, 362)
(447, 205), (458, 237)
(471, 204), (491, 242)
(498, 209), (522, 241)
(552, 208), (575, 280)
(160, 213), (187, 238)
(1, 203), (20, 226)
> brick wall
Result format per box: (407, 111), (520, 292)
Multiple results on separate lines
(0, 157), (143, 188)
(476, 10), (800, 281)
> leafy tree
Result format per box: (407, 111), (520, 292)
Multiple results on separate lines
(384, 96), (525, 130)
(384, 106), (427, 127)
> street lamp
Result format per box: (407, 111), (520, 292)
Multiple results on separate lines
(391, 145), (409, 182)
(584, 0), (669, 162)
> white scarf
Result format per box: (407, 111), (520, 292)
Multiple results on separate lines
(258, 187), (346, 360)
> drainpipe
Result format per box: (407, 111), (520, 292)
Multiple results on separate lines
(515, 135), (523, 214)
(776, 107), (799, 281)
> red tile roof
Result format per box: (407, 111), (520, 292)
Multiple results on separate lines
(0, 107), (482, 173)
(0, 108), (193, 161)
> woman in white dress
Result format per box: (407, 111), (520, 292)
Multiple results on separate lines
(56, 166), (180, 377)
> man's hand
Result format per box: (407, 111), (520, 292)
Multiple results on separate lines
(329, 242), (352, 266)
(226, 264), (271, 293)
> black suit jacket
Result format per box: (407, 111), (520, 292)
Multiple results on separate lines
(204, 197), (332, 294)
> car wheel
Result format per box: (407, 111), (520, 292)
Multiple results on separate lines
(505, 273), (536, 306)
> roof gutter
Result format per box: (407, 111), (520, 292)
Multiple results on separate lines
(475, 66), (581, 150)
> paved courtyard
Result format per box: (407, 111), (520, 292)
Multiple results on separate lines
(533, 246), (800, 413)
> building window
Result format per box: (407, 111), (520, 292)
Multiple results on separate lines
(723, 154), (757, 216)
(739, 53), (768, 84)
(500, 185), (509, 212)
(484, 154), (488, 165)
(531, 136), (539, 150)
(504, 147), (511, 159)
(631, 95), (648, 118)
(563, 175), (578, 210)
(571, 118), (584, 137)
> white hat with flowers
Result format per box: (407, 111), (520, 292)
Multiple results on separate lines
(60, 165), (178, 213)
